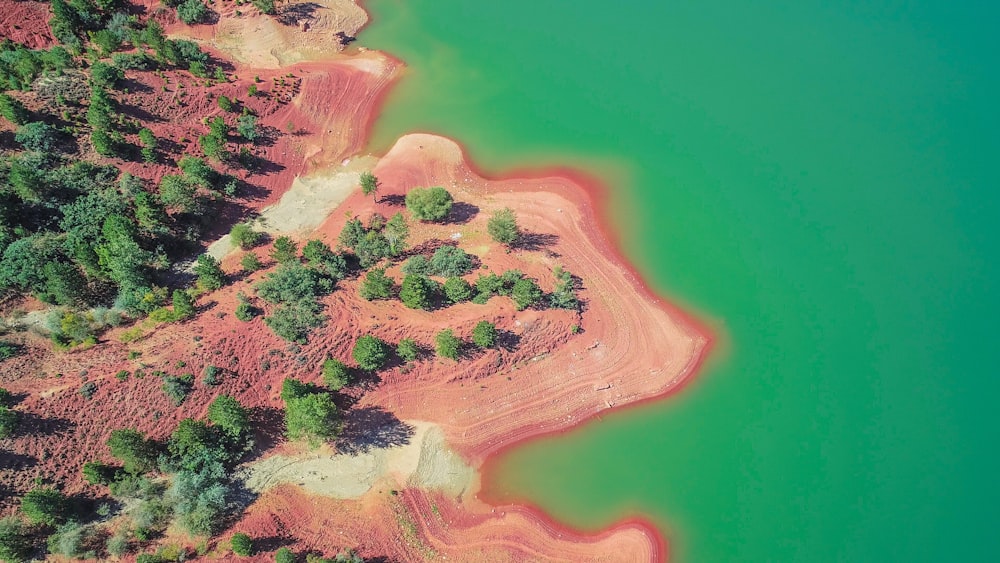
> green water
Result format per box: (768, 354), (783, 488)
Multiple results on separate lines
(360, 1), (1000, 560)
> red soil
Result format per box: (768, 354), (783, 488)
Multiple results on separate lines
(0, 1), (55, 49)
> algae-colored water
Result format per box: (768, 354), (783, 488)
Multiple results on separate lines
(361, 1), (1000, 560)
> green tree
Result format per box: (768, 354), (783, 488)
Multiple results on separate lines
(177, 0), (209, 25)
(91, 128), (116, 157)
(511, 278), (543, 310)
(208, 395), (249, 437)
(360, 171), (379, 202)
(338, 217), (365, 249)
(194, 254), (225, 291)
(399, 274), (433, 310)
(405, 186), (453, 222)
(159, 175), (200, 213)
(549, 266), (579, 310)
(231, 533), (252, 556)
(82, 461), (119, 485)
(265, 301), (323, 343)
(384, 212), (409, 255)
(199, 132), (226, 161)
(0, 93), (29, 125)
(284, 391), (340, 446)
(179, 156), (218, 188)
(96, 215), (153, 290)
(0, 407), (16, 439)
(352, 334), (388, 371)
(275, 547), (295, 563)
(138, 127), (157, 162)
(359, 268), (393, 301)
(429, 246), (473, 277)
(107, 428), (159, 474)
(397, 338), (419, 363)
(90, 61), (123, 89)
(252, 0), (277, 15)
(321, 358), (350, 391)
(241, 253), (263, 272)
(256, 263), (330, 304)
(270, 236), (298, 264)
(21, 487), (67, 526)
(15, 122), (58, 151)
(172, 289), (196, 319)
(0, 517), (31, 563)
(472, 320), (498, 348)
(487, 207), (520, 246)
(230, 223), (261, 250)
(443, 277), (473, 304)
(435, 329), (461, 361)
(217, 95), (234, 112)
(237, 114), (258, 142)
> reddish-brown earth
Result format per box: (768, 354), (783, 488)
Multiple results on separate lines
(0, 1), (54, 49)
(0, 2), (708, 561)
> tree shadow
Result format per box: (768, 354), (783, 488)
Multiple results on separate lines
(379, 193), (406, 207)
(516, 231), (560, 252)
(277, 3), (323, 26)
(0, 451), (37, 471)
(244, 406), (286, 462)
(12, 412), (76, 437)
(442, 202), (479, 225)
(336, 406), (414, 455)
(496, 329), (521, 352)
(253, 534), (296, 553)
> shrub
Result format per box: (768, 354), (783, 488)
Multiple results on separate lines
(194, 254), (226, 291)
(549, 266), (579, 310)
(82, 461), (119, 485)
(284, 391), (340, 446)
(237, 114), (258, 142)
(435, 329), (461, 361)
(0, 341), (21, 361)
(443, 277), (473, 303)
(0, 388), (11, 406)
(429, 246), (473, 277)
(405, 186), (453, 221)
(475, 273), (503, 297)
(208, 395), (249, 437)
(472, 321), (498, 349)
(230, 223), (262, 250)
(275, 547), (295, 563)
(90, 61), (124, 89)
(108, 429), (160, 474)
(360, 171), (378, 201)
(397, 338), (419, 363)
(0, 93), (29, 125)
(173, 289), (196, 319)
(0, 407), (16, 439)
(252, 0), (277, 15)
(511, 278), (543, 310)
(21, 487), (67, 526)
(241, 253), (264, 272)
(47, 521), (87, 558)
(265, 301), (323, 343)
(116, 370), (130, 381)
(401, 255), (431, 276)
(231, 533), (252, 556)
(352, 334), (388, 371)
(203, 365), (221, 385)
(235, 298), (259, 322)
(177, 0), (209, 25)
(80, 381), (98, 399)
(162, 375), (193, 406)
(217, 95), (234, 112)
(399, 274), (433, 310)
(0, 517), (31, 563)
(321, 358), (350, 391)
(359, 268), (394, 301)
(256, 263), (331, 304)
(15, 121), (58, 151)
(270, 236), (298, 264)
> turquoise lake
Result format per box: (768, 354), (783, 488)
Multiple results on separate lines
(360, 1), (1000, 560)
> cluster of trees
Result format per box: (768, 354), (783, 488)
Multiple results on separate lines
(0, 394), (253, 560)
(338, 211), (409, 268)
(253, 237), (347, 342)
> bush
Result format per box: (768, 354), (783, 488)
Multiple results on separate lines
(321, 358), (350, 391)
(359, 268), (394, 301)
(472, 321), (498, 349)
(231, 533), (252, 556)
(0, 407), (17, 439)
(217, 95), (234, 112)
(107, 428), (159, 474)
(80, 381), (98, 399)
(256, 263), (331, 304)
(275, 547), (295, 563)
(352, 334), (388, 371)
(162, 375), (194, 406)
(406, 186), (453, 222)
(435, 329), (461, 361)
(203, 365), (221, 385)
(511, 277), (542, 310)
(194, 254), (226, 291)
(173, 289), (196, 319)
(235, 298), (259, 322)
(47, 521), (87, 558)
(82, 461), (119, 485)
(285, 392), (340, 446)
(0, 517), (31, 563)
(549, 266), (579, 310)
(0, 341), (21, 361)
(21, 487), (67, 526)
(399, 274), (433, 310)
(15, 121), (58, 151)
(177, 0), (209, 25)
(265, 301), (323, 343)
(241, 253), (264, 272)
(230, 223), (262, 250)
(397, 338), (419, 363)
(429, 246), (473, 277)
(90, 61), (124, 89)
(0, 93), (29, 125)
(237, 114), (258, 142)
(270, 236), (298, 264)
(208, 395), (249, 437)
(443, 277), (473, 303)
(401, 255), (431, 276)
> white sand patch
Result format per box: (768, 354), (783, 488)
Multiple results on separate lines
(240, 422), (474, 500)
